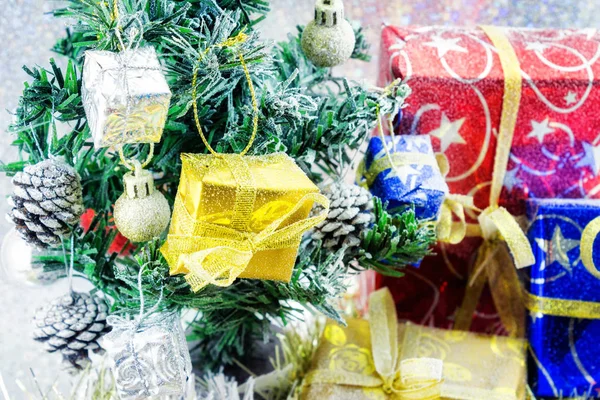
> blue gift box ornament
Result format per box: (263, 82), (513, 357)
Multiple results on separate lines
(526, 199), (600, 399)
(357, 135), (448, 220)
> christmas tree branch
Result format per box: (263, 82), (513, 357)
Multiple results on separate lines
(2, 0), (435, 372)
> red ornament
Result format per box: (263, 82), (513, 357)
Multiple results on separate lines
(80, 209), (135, 256)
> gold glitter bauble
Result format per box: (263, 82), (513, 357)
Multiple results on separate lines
(114, 167), (170, 243)
(301, 0), (355, 67)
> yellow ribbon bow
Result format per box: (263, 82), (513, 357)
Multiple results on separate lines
(165, 188), (329, 292)
(305, 288), (444, 399)
(435, 153), (479, 245)
(452, 26), (535, 337)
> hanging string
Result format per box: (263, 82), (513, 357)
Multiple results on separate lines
(133, 263), (164, 326)
(112, 0), (125, 52)
(118, 143), (155, 171)
(112, 0), (144, 52)
(60, 233), (76, 295)
(372, 77), (408, 176)
(69, 235), (75, 294)
(375, 104), (402, 178)
(341, 83), (402, 181)
(112, 0), (152, 171)
(137, 265), (146, 319)
(191, 31), (259, 157)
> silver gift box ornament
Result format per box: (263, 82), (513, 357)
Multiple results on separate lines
(82, 47), (171, 149)
(102, 312), (193, 400)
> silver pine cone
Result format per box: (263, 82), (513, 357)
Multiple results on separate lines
(7, 159), (84, 249)
(312, 182), (374, 253)
(33, 292), (111, 373)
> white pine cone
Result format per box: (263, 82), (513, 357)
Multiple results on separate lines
(32, 292), (111, 373)
(312, 182), (374, 254)
(7, 159), (84, 248)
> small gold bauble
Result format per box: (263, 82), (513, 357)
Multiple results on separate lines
(301, 0), (356, 67)
(114, 167), (170, 243)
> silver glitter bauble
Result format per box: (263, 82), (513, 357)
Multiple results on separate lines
(114, 167), (170, 242)
(7, 159), (84, 249)
(312, 182), (373, 254)
(0, 228), (64, 286)
(301, 0), (356, 67)
(33, 291), (111, 373)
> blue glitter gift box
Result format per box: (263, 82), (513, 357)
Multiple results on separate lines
(526, 199), (600, 399)
(358, 135), (448, 220)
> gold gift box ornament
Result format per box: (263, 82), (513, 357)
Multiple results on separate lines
(161, 41), (329, 291)
(161, 153), (328, 291)
(302, 288), (527, 400)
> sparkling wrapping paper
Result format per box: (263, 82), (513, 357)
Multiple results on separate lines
(302, 319), (526, 400)
(102, 312), (193, 400)
(161, 152), (323, 288)
(382, 25), (600, 212)
(374, 25), (600, 334)
(359, 135), (448, 220)
(526, 199), (600, 398)
(82, 47), (171, 148)
(4, 1), (600, 396)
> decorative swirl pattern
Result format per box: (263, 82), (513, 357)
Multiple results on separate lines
(103, 312), (192, 400)
(328, 345), (376, 376)
(387, 25), (600, 207)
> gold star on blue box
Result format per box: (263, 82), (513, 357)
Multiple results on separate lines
(526, 199), (600, 398)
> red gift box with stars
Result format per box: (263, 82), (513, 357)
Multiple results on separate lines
(374, 25), (600, 334)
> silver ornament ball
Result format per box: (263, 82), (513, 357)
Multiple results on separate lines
(114, 167), (170, 243)
(301, 0), (355, 67)
(0, 228), (63, 286)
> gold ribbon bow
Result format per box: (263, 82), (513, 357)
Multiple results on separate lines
(305, 288), (443, 399)
(453, 26), (535, 337)
(435, 154), (479, 245)
(167, 187), (329, 292)
(525, 215), (600, 319)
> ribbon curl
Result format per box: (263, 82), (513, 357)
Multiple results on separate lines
(305, 288), (443, 399)
(435, 154), (478, 245)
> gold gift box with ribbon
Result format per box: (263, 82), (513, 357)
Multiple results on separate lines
(302, 289), (527, 400)
(161, 152), (328, 292)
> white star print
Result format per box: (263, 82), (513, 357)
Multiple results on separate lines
(504, 167), (522, 192)
(384, 164), (420, 186)
(534, 226), (579, 273)
(576, 141), (600, 176)
(428, 113), (466, 152)
(525, 41), (549, 53)
(527, 118), (555, 143)
(564, 91), (578, 105)
(423, 36), (467, 58)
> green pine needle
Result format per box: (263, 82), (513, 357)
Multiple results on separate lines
(1, 0), (434, 371)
